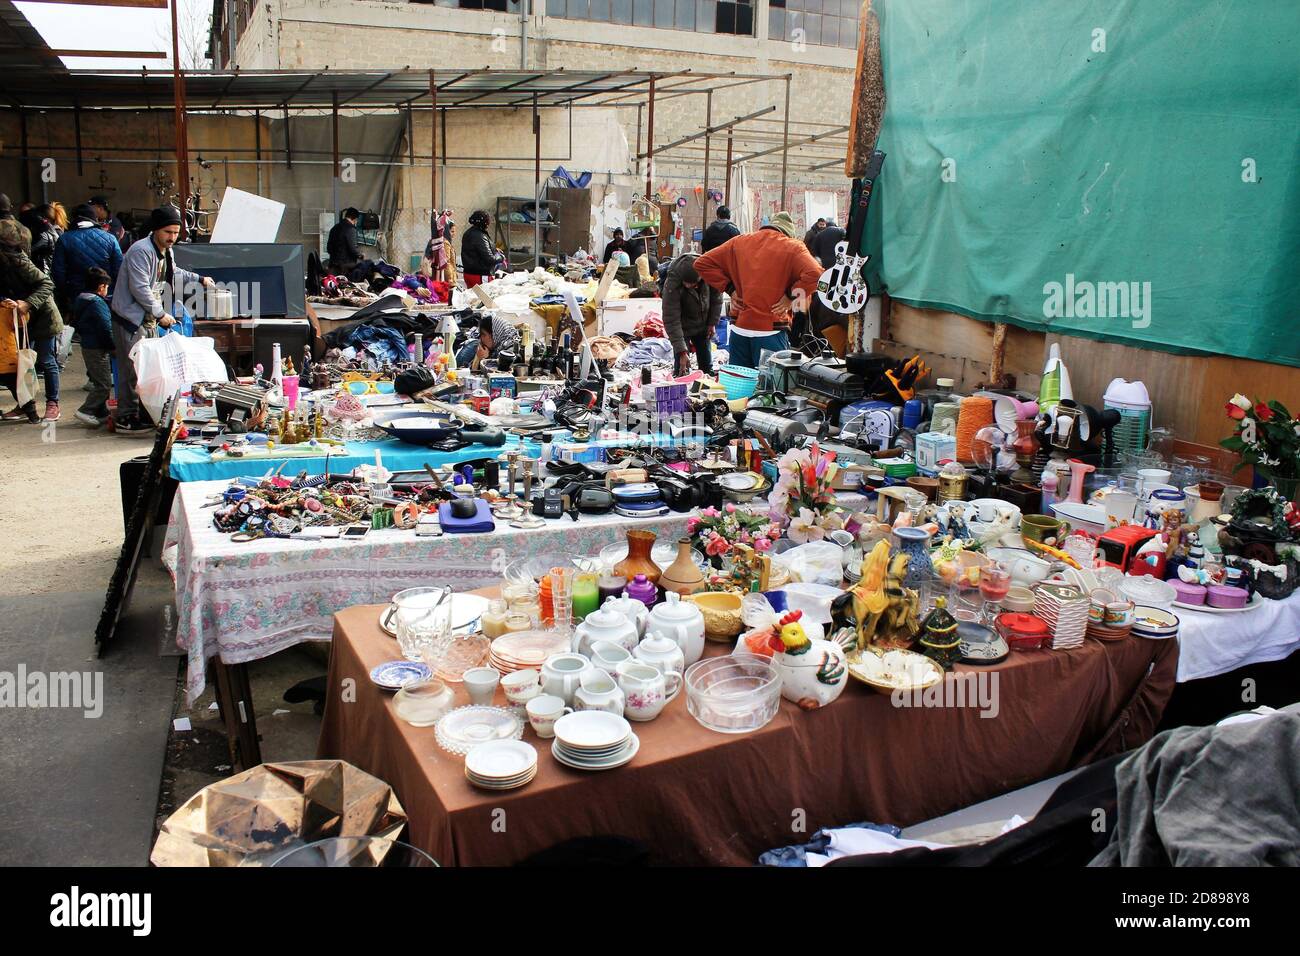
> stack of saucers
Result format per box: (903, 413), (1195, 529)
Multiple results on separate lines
(1032, 584), (1089, 650)
(464, 740), (538, 791)
(551, 711), (640, 771)
(490, 630), (569, 674)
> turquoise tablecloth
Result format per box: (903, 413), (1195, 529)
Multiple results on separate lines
(168, 431), (692, 482)
(168, 436), (527, 482)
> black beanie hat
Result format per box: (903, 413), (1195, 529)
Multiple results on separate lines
(148, 205), (183, 232)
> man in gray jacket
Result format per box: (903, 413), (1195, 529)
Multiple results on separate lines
(661, 253), (722, 376)
(110, 205), (214, 435)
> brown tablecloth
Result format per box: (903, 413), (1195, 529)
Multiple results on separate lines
(318, 602), (1178, 866)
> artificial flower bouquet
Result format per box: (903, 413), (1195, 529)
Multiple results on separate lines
(687, 505), (783, 564)
(1221, 395), (1300, 496)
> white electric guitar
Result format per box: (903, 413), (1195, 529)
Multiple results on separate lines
(816, 240), (871, 314)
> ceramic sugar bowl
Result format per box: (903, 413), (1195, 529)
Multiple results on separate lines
(633, 632), (686, 678)
(571, 598), (640, 657)
(645, 591), (706, 666)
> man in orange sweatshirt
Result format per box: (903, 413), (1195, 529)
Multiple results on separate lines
(693, 211), (825, 369)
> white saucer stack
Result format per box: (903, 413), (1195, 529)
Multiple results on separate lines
(551, 711), (640, 771)
(464, 740), (537, 791)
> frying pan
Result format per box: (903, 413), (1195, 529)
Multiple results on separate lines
(373, 409), (506, 447)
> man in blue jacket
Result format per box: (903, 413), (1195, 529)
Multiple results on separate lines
(52, 203), (123, 313)
(110, 205), (214, 435)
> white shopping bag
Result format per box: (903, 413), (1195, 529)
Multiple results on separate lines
(13, 315), (38, 407)
(130, 333), (228, 423)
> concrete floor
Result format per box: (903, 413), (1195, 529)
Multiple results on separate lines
(0, 348), (323, 866)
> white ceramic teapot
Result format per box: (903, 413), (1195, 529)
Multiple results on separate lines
(645, 591), (706, 665)
(633, 632), (686, 678)
(571, 598), (640, 657)
(602, 593), (650, 639)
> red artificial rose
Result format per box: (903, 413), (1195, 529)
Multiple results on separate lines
(1255, 402), (1274, 422)
(1225, 402), (1246, 421)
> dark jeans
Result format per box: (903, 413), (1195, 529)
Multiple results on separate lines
(726, 329), (789, 369)
(79, 347), (114, 417)
(34, 335), (59, 403)
(688, 329), (715, 375)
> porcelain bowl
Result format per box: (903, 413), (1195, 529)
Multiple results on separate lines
(984, 547), (1051, 586)
(686, 591), (746, 642)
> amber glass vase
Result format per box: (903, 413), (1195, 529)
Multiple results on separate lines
(612, 529), (661, 587)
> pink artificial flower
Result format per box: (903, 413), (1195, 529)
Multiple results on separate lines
(754, 536), (772, 552)
(725, 503), (736, 513)
(768, 525), (783, 539)
(686, 517), (700, 534)
(701, 506), (720, 518)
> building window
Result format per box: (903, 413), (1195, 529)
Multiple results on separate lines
(769, 0), (859, 49)
(547, 0), (753, 35)
(429, 0), (523, 10)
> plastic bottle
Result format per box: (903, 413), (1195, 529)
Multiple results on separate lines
(1041, 469), (1059, 510)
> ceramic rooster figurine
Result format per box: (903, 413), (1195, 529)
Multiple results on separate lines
(769, 610), (811, 656)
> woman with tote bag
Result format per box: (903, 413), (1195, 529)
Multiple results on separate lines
(0, 219), (63, 423)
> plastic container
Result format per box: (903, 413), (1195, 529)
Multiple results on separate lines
(995, 612), (1051, 651)
(718, 364), (760, 400)
(684, 653), (782, 734)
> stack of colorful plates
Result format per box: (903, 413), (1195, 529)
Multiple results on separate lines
(464, 740), (538, 791)
(1086, 620), (1133, 642)
(490, 630), (570, 674)
(1032, 584), (1089, 650)
(551, 711), (640, 771)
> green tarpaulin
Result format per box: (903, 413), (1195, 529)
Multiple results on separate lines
(862, 0), (1300, 367)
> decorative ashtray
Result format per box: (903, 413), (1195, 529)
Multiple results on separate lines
(434, 705), (525, 756)
(845, 648), (944, 693)
(957, 621), (1009, 664)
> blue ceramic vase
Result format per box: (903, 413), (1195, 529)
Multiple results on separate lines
(892, 526), (934, 590)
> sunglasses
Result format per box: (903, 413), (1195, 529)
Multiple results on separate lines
(345, 380), (396, 396)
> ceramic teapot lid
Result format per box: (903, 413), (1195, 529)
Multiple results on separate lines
(587, 597), (636, 628)
(649, 591), (702, 622)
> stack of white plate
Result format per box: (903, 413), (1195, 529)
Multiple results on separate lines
(551, 711), (640, 771)
(1032, 584), (1089, 650)
(464, 740), (538, 791)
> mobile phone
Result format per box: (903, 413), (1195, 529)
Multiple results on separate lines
(343, 525), (370, 538)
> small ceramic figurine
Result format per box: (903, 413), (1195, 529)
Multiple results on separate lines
(919, 597), (961, 670)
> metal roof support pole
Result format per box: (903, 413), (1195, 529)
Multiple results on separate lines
(644, 74), (655, 201)
(635, 103), (642, 183)
(283, 107), (292, 169)
(533, 93), (541, 270)
(429, 70), (437, 217)
(440, 107), (447, 211)
(724, 126), (733, 206)
(701, 90), (711, 242)
(253, 110), (262, 194)
(779, 73), (790, 204)
(331, 91), (340, 216)
(170, 0), (190, 237)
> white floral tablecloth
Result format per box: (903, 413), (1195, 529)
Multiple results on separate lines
(162, 479), (698, 702)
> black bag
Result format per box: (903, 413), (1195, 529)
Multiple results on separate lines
(395, 365), (437, 397)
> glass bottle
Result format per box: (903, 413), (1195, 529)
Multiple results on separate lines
(481, 599), (509, 639)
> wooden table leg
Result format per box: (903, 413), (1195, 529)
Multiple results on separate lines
(213, 659), (263, 770)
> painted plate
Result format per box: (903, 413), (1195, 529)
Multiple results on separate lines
(369, 660), (434, 690)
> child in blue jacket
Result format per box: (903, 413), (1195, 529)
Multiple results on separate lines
(72, 267), (115, 427)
